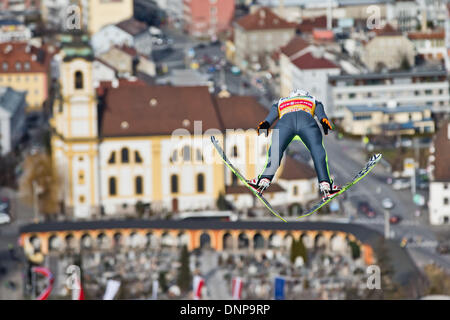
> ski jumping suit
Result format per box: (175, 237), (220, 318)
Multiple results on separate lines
(259, 93), (332, 184)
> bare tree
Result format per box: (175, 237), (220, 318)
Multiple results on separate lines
(19, 153), (61, 220)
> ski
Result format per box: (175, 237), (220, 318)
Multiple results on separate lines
(211, 136), (287, 222)
(297, 153), (383, 219)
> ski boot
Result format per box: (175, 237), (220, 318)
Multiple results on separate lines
(319, 180), (341, 200)
(246, 177), (271, 195)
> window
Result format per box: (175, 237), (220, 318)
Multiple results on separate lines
(135, 151), (142, 163)
(109, 177), (117, 196)
(24, 62), (30, 71)
(232, 145), (238, 157)
(75, 71), (83, 89)
(108, 151), (116, 164)
(182, 145), (191, 161)
(170, 150), (178, 163)
(444, 183), (448, 190)
(445, 198), (449, 205)
(79, 195), (85, 203)
(135, 176), (143, 195)
(121, 148), (129, 163)
(231, 173), (238, 186)
(2, 62), (7, 71)
(293, 185), (298, 196)
(197, 173), (205, 193)
(196, 149), (203, 162)
(171, 174), (179, 193)
(78, 170), (85, 184)
(15, 62), (21, 71)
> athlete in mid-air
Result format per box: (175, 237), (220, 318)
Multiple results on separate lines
(247, 89), (341, 200)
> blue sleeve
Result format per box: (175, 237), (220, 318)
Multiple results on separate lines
(264, 102), (279, 126)
(314, 100), (328, 121)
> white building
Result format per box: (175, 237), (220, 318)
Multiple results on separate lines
(279, 36), (340, 106)
(0, 19), (32, 43)
(0, 86), (27, 155)
(328, 69), (450, 118)
(91, 18), (153, 56)
(429, 121), (450, 225)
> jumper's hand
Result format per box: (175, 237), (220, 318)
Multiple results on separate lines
(257, 121), (270, 137)
(320, 118), (332, 135)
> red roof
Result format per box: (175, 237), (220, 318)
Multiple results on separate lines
(235, 7), (297, 31)
(96, 78), (147, 96)
(279, 155), (316, 180)
(374, 23), (401, 36)
(407, 30), (445, 40)
(0, 42), (53, 74)
(280, 36), (310, 58)
(291, 52), (338, 70)
(297, 15), (336, 33)
(101, 85), (222, 137)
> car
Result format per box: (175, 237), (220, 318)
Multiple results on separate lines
(357, 201), (376, 218)
(230, 66), (241, 75)
(392, 178), (411, 190)
(0, 213), (11, 225)
(437, 243), (450, 254)
(389, 215), (402, 224)
(382, 198), (394, 210)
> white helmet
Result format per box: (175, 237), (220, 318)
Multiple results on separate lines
(289, 89), (309, 97)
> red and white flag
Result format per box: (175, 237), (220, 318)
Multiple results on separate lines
(193, 275), (204, 300)
(231, 277), (243, 300)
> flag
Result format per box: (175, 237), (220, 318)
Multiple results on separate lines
(231, 277), (243, 300)
(103, 279), (121, 300)
(274, 276), (285, 300)
(151, 280), (159, 300)
(193, 275), (204, 300)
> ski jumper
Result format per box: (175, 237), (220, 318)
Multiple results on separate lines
(259, 93), (332, 184)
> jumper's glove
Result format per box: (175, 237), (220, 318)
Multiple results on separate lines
(257, 121), (270, 137)
(320, 118), (332, 135)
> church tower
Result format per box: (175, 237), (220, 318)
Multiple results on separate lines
(50, 32), (100, 219)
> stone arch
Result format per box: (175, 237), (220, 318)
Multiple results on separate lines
(129, 232), (143, 248)
(177, 232), (189, 248)
(223, 232), (233, 250)
(300, 234), (313, 249)
(268, 233), (282, 248)
(113, 232), (123, 248)
(200, 232), (211, 249)
(65, 233), (77, 250)
(146, 232), (157, 248)
(97, 232), (111, 250)
(80, 233), (93, 250)
(253, 233), (265, 250)
(283, 233), (294, 249)
(330, 233), (348, 253)
(161, 231), (175, 247)
(48, 234), (62, 252)
(314, 233), (326, 250)
(238, 232), (249, 250)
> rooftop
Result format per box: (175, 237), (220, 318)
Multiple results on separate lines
(279, 155), (316, 180)
(115, 18), (149, 36)
(328, 69), (447, 81)
(0, 86), (26, 114)
(235, 7), (297, 31)
(291, 52), (339, 70)
(279, 36), (310, 58)
(0, 42), (53, 73)
(346, 105), (431, 114)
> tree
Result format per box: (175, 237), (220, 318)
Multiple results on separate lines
(400, 55), (411, 70)
(177, 245), (192, 293)
(216, 192), (230, 210)
(19, 153), (61, 219)
(348, 241), (361, 260)
(290, 238), (308, 265)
